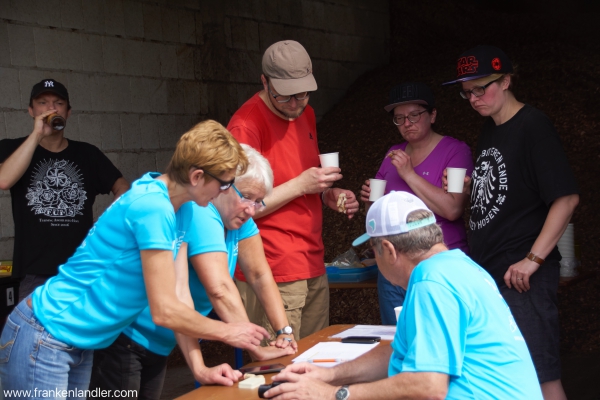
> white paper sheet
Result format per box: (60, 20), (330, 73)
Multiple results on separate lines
(330, 325), (397, 341)
(292, 342), (379, 367)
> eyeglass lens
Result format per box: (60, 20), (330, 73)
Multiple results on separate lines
(460, 86), (486, 99)
(268, 83), (309, 103)
(233, 185), (266, 211)
(274, 92), (310, 103)
(459, 77), (500, 99)
(393, 110), (426, 126)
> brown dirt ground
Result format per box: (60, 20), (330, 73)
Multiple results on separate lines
(169, 0), (600, 370)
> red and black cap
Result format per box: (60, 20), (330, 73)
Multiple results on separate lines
(29, 79), (70, 107)
(442, 45), (513, 86)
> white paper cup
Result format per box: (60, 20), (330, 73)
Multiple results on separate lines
(369, 179), (387, 201)
(394, 306), (403, 322)
(319, 152), (339, 168)
(447, 168), (467, 193)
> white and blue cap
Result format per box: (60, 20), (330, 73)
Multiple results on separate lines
(352, 191), (436, 247)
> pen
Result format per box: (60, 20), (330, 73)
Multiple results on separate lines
(308, 359), (345, 363)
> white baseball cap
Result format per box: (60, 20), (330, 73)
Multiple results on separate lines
(352, 191), (436, 247)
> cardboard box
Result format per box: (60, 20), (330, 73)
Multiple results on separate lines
(0, 260), (13, 277)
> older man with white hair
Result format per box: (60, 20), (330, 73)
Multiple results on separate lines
(264, 191), (543, 400)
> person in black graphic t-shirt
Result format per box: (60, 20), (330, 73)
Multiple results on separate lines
(0, 79), (129, 301)
(443, 46), (578, 400)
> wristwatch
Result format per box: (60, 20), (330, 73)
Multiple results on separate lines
(275, 326), (293, 336)
(526, 252), (545, 265)
(335, 385), (350, 400)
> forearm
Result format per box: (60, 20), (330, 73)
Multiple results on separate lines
(0, 132), (41, 189)
(249, 275), (288, 331)
(152, 299), (229, 340)
(342, 372), (448, 400)
(175, 333), (208, 380)
(329, 344), (393, 385)
(144, 250), (230, 340)
(403, 171), (467, 220)
(531, 194), (579, 258)
(238, 236), (288, 330)
(253, 178), (304, 219)
(191, 252), (250, 323)
(254, 166), (342, 219)
(208, 279), (250, 323)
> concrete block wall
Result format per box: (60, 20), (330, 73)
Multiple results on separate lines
(0, 0), (389, 260)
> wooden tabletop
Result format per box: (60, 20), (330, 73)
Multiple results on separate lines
(175, 324), (369, 399)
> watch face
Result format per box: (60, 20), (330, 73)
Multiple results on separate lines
(283, 326), (292, 334)
(335, 387), (349, 400)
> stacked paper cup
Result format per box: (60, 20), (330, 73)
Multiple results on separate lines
(557, 223), (579, 277)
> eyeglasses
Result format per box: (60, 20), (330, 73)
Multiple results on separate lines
(200, 168), (235, 191)
(459, 77), (502, 99)
(267, 84), (310, 103)
(232, 184), (266, 212)
(392, 109), (428, 126)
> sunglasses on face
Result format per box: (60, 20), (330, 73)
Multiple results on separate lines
(198, 168), (235, 191)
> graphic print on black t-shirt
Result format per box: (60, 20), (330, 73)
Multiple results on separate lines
(27, 158), (87, 219)
(469, 147), (508, 231)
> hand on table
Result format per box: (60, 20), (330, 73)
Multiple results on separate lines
(222, 322), (270, 350)
(504, 258), (541, 293)
(195, 363), (242, 386)
(248, 342), (296, 361)
(270, 334), (298, 352)
(273, 362), (334, 384)
(265, 364), (337, 399)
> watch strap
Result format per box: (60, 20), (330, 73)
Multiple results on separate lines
(275, 326), (292, 336)
(526, 252), (545, 265)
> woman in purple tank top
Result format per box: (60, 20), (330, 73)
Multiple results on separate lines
(359, 82), (473, 324)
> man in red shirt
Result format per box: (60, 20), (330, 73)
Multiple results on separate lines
(228, 40), (359, 341)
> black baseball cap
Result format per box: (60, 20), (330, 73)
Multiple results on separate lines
(442, 45), (513, 86)
(384, 82), (435, 113)
(29, 79), (70, 107)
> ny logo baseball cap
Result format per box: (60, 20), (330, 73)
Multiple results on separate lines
(29, 79), (70, 105)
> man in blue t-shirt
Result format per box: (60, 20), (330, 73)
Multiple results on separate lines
(264, 191), (543, 400)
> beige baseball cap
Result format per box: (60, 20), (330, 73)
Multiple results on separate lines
(262, 40), (318, 96)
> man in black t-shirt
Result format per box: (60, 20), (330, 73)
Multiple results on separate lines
(0, 79), (130, 301)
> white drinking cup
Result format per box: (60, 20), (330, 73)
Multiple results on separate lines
(319, 152), (339, 168)
(446, 168), (467, 193)
(369, 179), (387, 201)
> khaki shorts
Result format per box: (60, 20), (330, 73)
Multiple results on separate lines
(236, 274), (329, 341)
